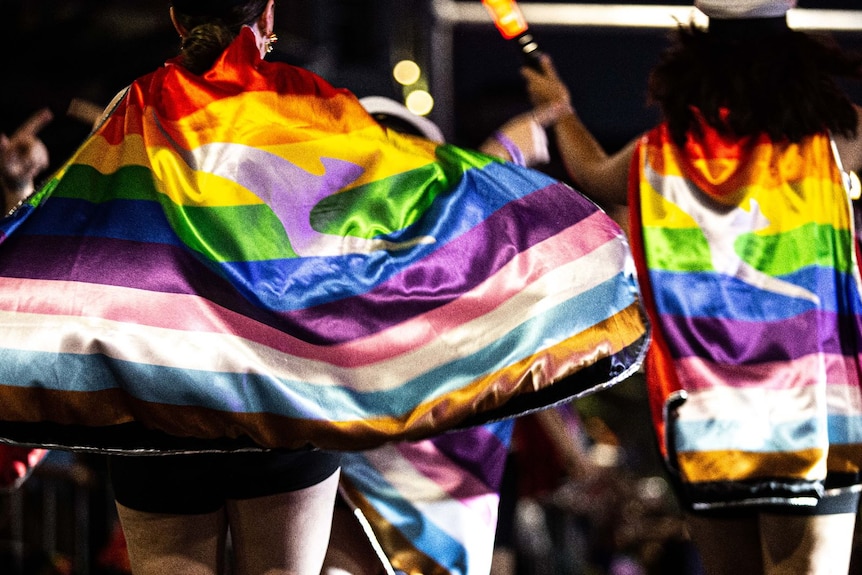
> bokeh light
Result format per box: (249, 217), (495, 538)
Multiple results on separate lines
(393, 60), (422, 86)
(405, 90), (434, 116)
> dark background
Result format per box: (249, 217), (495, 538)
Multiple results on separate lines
(2, 1), (861, 179)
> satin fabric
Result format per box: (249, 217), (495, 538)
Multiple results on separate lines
(0, 27), (647, 454)
(631, 118), (862, 510)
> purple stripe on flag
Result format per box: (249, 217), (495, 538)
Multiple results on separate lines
(660, 309), (860, 363)
(425, 427), (510, 491)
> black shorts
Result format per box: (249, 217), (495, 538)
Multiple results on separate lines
(109, 449), (342, 515)
(689, 474), (861, 518)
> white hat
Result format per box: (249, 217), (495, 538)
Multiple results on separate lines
(695, 0), (795, 19)
(359, 96), (445, 144)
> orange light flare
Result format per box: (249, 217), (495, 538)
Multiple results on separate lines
(481, 0), (529, 39)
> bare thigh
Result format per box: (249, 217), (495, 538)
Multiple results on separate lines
(685, 513), (764, 575)
(227, 467), (341, 575)
(115, 502), (228, 575)
(759, 512), (856, 575)
(686, 511), (858, 575)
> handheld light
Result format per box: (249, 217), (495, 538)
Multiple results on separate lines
(481, 0), (543, 68)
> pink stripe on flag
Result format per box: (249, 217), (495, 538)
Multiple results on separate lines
(393, 441), (500, 526)
(675, 353), (862, 395)
(0, 211), (622, 368)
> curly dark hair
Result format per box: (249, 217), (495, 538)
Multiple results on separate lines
(648, 23), (862, 147)
(172, 0), (270, 75)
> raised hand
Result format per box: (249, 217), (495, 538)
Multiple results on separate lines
(521, 54), (572, 111)
(1, 108), (53, 214)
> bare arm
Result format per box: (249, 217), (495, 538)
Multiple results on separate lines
(553, 115), (637, 206)
(478, 101), (577, 167)
(834, 104), (862, 174)
(522, 55), (635, 206)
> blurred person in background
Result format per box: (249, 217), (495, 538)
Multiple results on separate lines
(1, 108), (52, 216)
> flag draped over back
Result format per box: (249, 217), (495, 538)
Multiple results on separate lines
(0, 28), (647, 455)
(631, 120), (862, 509)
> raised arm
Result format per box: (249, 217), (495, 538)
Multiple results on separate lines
(522, 54), (635, 206)
(478, 101), (578, 168)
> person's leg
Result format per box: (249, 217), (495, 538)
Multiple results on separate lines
(759, 512), (857, 575)
(115, 502), (227, 575)
(684, 513), (764, 575)
(323, 501), (388, 575)
(109, 454), (230, 575)
(227, 467), (341, 575)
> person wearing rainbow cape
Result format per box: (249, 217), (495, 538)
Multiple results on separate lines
(523, 0), (862, 573)
(0, 0), (649, 573)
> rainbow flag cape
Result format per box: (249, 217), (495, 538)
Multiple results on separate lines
(338, 404), (588, 575)
(0, 28), (647, 455)
(631, 119), (862, 510)
(338, 421), (514, 575)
